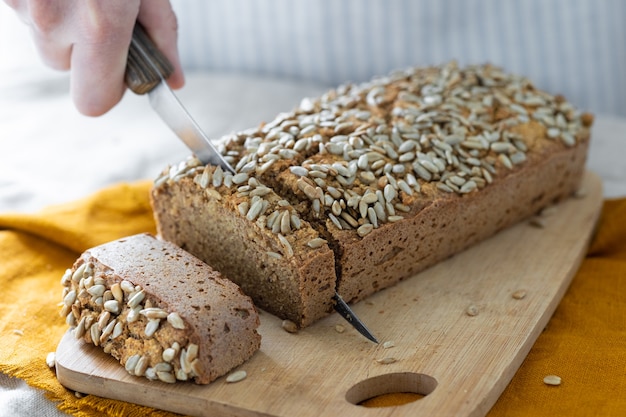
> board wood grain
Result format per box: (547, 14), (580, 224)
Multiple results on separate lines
(55, 171), (603, 417)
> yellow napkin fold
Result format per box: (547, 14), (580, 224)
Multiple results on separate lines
(0, 181), (624, 416)
(0, 181), (176, 417)
(488, 198), (626, 416)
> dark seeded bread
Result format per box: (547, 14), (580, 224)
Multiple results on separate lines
(60, 233), (261, 384)
(151, 172), (337, 326)
(150, 62), (592, 327)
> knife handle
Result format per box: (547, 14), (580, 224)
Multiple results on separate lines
(125, 23), (175, 95)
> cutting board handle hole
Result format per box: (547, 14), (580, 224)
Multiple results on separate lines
(345, 372), (437, 407)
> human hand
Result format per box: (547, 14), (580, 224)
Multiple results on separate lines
(3, 0), (185, 116)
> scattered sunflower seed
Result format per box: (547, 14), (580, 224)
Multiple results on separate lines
(376, 357), (397, 365)
(46, 352), (56, 368)
(529, 217), (546, 228)
(466, 305), (479, 316)
(382, 341), (395, 349)
(281, 319), (298, 333)
(512, 290), (527, 300)
(543, 375), (562, 386)
(226, 370), (247, 383)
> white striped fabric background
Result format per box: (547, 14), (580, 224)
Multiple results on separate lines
(171, 0), (626, 116)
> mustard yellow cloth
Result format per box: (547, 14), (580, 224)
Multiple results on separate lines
(0, 181), (624, 416)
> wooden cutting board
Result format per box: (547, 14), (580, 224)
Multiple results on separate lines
(55, 171), (603, 417)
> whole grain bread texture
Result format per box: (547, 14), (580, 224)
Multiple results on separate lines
(151, 62), (593, 327)
(60, 233), (261, 384)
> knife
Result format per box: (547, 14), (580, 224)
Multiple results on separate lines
(125, 23), (378, 344)
(125, 24), (234, 171)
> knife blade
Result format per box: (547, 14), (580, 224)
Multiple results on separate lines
(126, 24), (234, 172)
(125, 23), (378, 344)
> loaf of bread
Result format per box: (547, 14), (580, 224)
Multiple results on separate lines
(151, 62), (592, 327)
(59, 233), (261, 384)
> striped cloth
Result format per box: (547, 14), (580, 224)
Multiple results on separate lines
(171, 0), (626, 117)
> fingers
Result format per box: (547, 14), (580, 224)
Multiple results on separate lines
(137, 0), (185, 90)
(5, 0), (183, 115)
(29, 1), (72, 70)
(69, 0), (141, 116)
(3, 0), (27, 22)
(9, 0), (72, 69)
(71, 0), (184, 115)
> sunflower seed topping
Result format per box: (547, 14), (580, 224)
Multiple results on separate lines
(167, 312), (185, 330)
(144, 319), (160, 337)
(87, 284), (105, 298)
(307, 238), (327, 249)
(277, 234), (294, 257)
(60, 259), (214, 384)
(357, 223), (374, 237)
(162, 348), (176, 362)
(162, 62), (588, 244)
(157, 371), (176, 384)
(103, 300), (120, 315)
(140, 308), (168, 320)
(71, 263), (87, 283)
(120, 280), (134, 293)
(112, 322), (123, 339)
(290, 166), (309, 177)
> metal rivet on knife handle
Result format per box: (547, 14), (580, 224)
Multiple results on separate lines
(125, 23), (174, 95)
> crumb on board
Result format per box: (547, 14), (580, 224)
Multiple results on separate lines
(376, 357), (397, 365)
(512, 290), (527, 300)
(466, 305), (479, 316)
